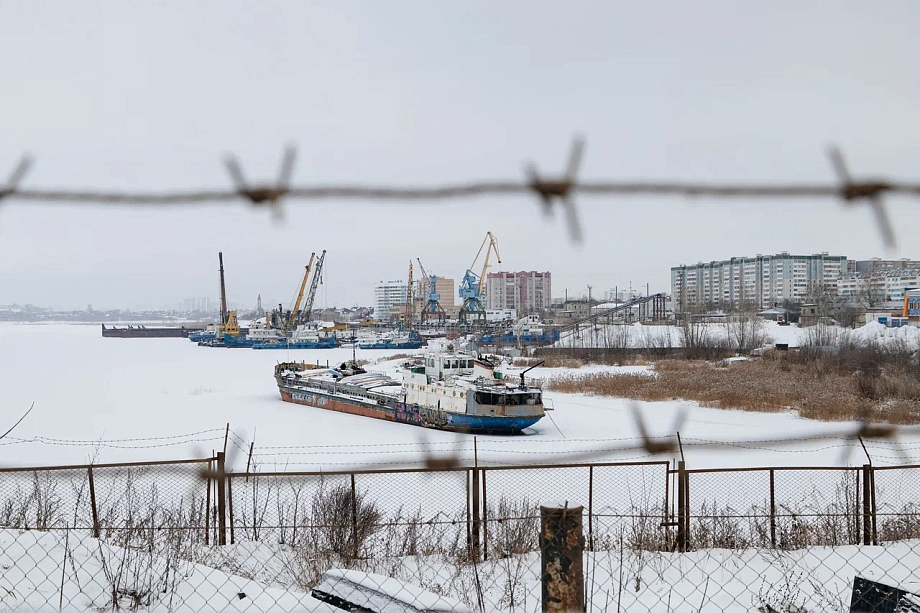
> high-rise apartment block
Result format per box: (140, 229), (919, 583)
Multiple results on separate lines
(373, 280), (408, 320)
(485, 271), (551, 314)
(671, 253), (847, 311)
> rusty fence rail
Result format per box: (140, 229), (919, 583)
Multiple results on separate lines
(0, 455), (919, 611)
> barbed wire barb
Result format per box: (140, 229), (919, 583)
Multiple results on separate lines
(827, 144), (897, 250)
(0, 154), (33, 202)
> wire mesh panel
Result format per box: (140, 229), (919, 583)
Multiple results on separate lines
(3, 461), (920, 612)
(873, 464), (920, 543)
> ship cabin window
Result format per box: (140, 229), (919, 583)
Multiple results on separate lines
(474, 391), (541, 406)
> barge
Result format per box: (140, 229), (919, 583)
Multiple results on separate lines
(274, 352), (545, 434)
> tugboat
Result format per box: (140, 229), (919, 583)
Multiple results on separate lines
(274, 352), (546, 434)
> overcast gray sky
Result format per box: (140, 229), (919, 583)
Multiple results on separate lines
(1, 1), (919, 310)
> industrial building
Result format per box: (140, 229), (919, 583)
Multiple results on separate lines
(485, 271), (551, 315)
(671, 252), (847, 312)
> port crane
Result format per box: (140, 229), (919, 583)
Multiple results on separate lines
(217, 252), (241, 339)
(218, 252), (228, 326)
(459, 232), (501, 323)
(404, 260), (414, 331)
(417, 258), (446, 323)
(301, 249), (326, 324)
(279, 252), (316, 330)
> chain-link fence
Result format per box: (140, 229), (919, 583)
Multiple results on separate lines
(1, 456), (919, 612)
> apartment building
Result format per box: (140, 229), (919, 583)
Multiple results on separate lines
(485, 271), (551, 314)
(671, 253), (847, 312)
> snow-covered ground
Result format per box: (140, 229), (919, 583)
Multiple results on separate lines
(1, 323), (918, 471)
(555, 319), (920, 351)
(1, 324), (919, 613)
(3, 526), (919, 613)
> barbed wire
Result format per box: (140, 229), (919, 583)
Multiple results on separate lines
(2, 140), (917, 246)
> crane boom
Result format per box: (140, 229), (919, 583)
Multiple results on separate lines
(289, 252), (316, 326)
(302, 250), (326, 323)
(477, 232), (501, 295)
(218, 252), (228, 326)
(405, 260), (414, 331)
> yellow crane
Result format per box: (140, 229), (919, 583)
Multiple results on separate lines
(287, 252), (316, 329)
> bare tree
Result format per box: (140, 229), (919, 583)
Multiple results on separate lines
(723, 301), (771, 353)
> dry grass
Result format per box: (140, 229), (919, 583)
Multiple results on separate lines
(547, 357), (920, 423)
(512, 355), (649, 368)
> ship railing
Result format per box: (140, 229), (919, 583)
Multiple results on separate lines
(293, 377), (392, 404)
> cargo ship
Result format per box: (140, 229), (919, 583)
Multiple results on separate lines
(274, 352), (546, 434)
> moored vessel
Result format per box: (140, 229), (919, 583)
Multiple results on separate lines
(274, 352), (545, 434)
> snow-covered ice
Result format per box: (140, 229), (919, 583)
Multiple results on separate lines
(1, 323), (918, 470)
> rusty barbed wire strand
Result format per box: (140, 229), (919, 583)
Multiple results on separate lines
(2, 140), (918, 246)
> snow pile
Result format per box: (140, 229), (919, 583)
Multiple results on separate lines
(0, 528), (334, 613)
(847, 320), (920, 349)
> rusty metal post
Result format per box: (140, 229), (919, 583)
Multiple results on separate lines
(351, 474), (359, 560)
(471, 468), (481, 562)
(88, 467), (100, 538)
(216, 451), (227, 546)
(868, 466), (878, 546)
(862, 464), (871, 546)
(854, 467), (861, 544)
(587, 466), (594, 551)
(227, 476), (235, 545)
(769, 469), (776, 548)
(540, 503), (585, 613)
(676, 461), (688, 552)
(204, 459), (211, 545)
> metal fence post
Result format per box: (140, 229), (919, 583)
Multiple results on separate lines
(587, 466), (594, 551)
(216, 451), (227, 546)
(88, 466), (100, 538)
(482, 469), (488, 560)
(769, 469), (776, 548)
(676, 461), (688, 552)
(204, 459), (211, 546)
(869, 465), (878, 546)
(471, 468), (481, 562)
(862, 464), (871, 546)
(351, 473), (359, 560)
(227, 476), (235, 545)
(540, 503), (585, 613)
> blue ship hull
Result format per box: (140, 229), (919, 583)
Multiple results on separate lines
(278, 382), (541, 434)
(223, 334), (254, 348)
(358, 331), (423, 350)
(188, 331), (215, 342)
